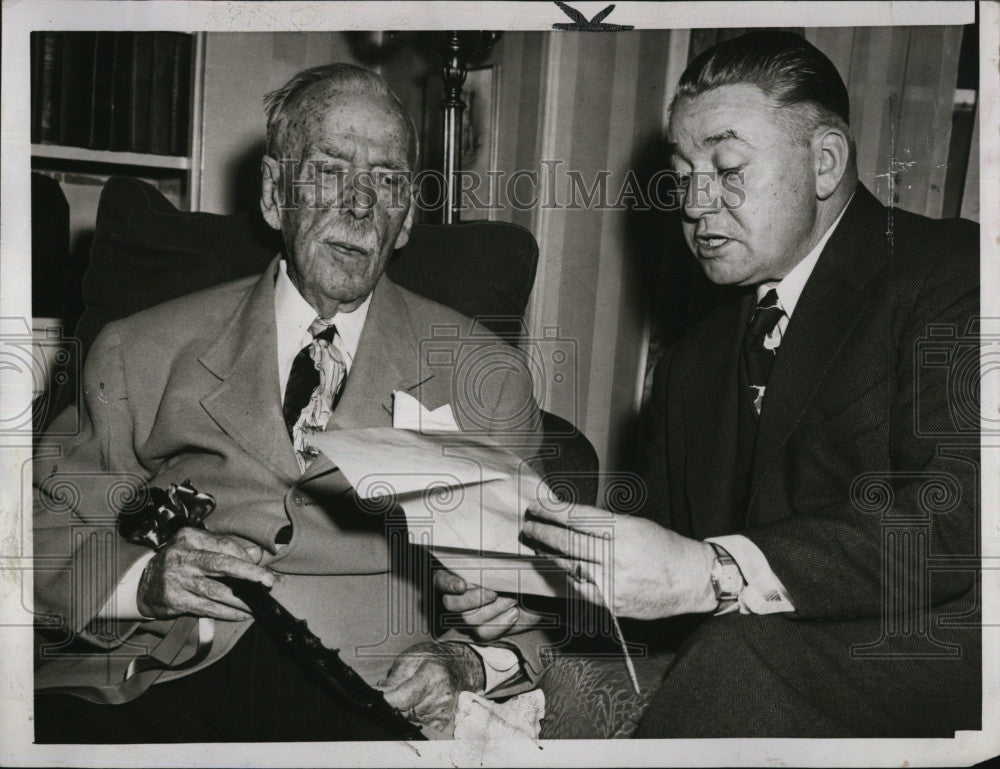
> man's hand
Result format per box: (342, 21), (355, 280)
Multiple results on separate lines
(520, 502), (718, 619)
(379, 641), (485, 732)
(434, 570), (542, 642)
(136, 527), (276, 621)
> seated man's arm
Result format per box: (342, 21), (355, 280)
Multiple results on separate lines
(34, 324), (158, 647)
(35, 325), (278, 645)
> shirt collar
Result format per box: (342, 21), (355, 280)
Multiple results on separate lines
(756, 195), (853, 318)
(273, 259), (372, 371)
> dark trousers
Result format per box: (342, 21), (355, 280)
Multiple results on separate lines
(636, 612), (981, 738)
(35, 622), (394, 743)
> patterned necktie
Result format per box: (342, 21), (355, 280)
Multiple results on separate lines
(282, 318), (347, 471)
(742, 288), (786, 415)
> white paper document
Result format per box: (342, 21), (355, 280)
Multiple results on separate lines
(309, 427), (578, 597)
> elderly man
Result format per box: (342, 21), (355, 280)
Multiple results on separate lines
(33, 63), (541, 741)
(521, 31), (980, 737)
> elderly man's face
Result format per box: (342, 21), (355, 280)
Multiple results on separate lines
(668, 84), (820, 286)
(262, 88), (413, 315)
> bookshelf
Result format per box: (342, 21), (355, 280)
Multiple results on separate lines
(30, 31), (205, 211)
(31, 144), (191, 170)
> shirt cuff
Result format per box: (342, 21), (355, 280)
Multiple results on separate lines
(705, 534), (795, 614)
(96, 551), (156, 621)
(465, 644), (521, 693)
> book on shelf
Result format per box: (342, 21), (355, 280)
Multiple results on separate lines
(88, 31), (115, 149)
(169, 33), (192, 156)
(34, 32), (63, 144)
(109, 32), (135, 151)
(130, 33), (154, 154)
(58, 32), (97, 148)
(147, 32), (175, 155)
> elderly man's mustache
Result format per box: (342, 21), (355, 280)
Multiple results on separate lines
(320, 216), (380, 255)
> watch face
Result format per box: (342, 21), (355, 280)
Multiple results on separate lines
(712, 560), (745, 600)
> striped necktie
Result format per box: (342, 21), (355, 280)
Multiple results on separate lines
(282, 318), (346, 471)
(742, 288), (786, 415)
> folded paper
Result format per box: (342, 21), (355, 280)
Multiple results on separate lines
(309, 427), (578, 598)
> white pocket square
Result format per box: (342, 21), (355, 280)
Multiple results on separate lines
(392, 390), (459, 431)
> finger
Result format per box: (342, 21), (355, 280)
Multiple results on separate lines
(433, 570), (468, 595)
(468, 605), (519, 642)
(442, 586), (499, 613)
(381, 655), (425, 691)
(524, 498), (572, 525)
(459, 596), (517, 626)
(182, 528), (264, 564)
(527, 500), (610, 525)
(520, 521), (604, 562)
(412, 692), (454, 725)
(194, 551), (276, 586)
(381, 684), (420, 713)
(183, 594), (254, 622)
(382, 667), (437, 712)
(193, 576), (253, 613)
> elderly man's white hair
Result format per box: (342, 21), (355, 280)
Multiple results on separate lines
(263, 63), (418, 167)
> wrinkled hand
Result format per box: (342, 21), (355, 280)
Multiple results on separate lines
(520, 503), (717, 619)
(434, 570), (542, 642)
(136, 527), (276, 621)
(379, 641), (485, 732)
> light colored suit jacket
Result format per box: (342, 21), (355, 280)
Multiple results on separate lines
(34, 257), (543, 703)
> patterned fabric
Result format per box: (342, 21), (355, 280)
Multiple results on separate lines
(282, 318), (346, 472)
(742, 288), (786, 414)
(536, 646), (675, 739)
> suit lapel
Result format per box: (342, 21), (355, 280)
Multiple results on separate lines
(683, 292), (754, 537)
(327, 276), (430, 431)
(748, 186), (889, 516)
(198, 257), (302, 483)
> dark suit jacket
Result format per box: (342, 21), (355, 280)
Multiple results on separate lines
(640, 184), (980, 728)
(34, 258), (544, 703)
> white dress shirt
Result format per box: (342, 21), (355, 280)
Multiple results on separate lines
(706, 199), (851, 615)
(273, 259), (369, 399)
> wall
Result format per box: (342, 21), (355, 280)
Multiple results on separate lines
(198, 32), (364, 215)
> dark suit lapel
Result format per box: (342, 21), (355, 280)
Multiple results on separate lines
(683, 292), (754, 537)
(198, 257), (302, 483)
(748, 186), (889, 517)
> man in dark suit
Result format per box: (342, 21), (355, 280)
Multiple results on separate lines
(522, 31), (980, 737)
(33, 63), (543, 741)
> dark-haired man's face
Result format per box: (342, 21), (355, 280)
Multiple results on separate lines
(261, 89), (413, 316)
(668, 83), (823, 286)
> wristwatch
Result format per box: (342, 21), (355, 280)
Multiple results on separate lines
(709, 542), (746, 612)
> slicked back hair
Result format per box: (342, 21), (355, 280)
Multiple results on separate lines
(263, 63), (418, 167)
(673, 30), (856, 159)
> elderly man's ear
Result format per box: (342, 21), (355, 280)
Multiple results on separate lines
(260, 155), (284, 232)
(812, 125), (852, 200)
(394, 199), (415, 250)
